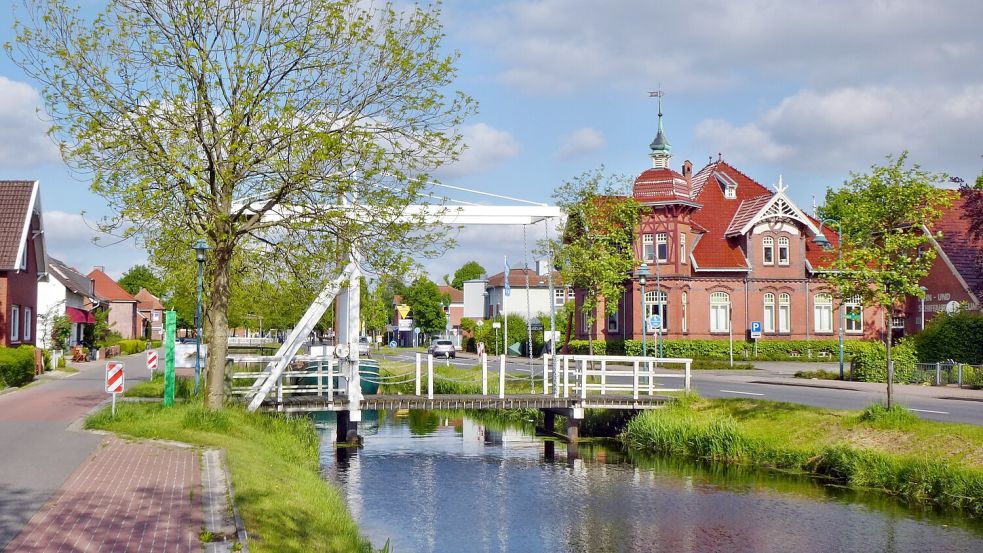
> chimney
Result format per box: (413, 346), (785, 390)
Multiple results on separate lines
(93, 265), (105, 273)
(682, 160), (693, 190)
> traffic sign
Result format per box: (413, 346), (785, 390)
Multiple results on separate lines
(750, 321), (762, 339)
(527, 320), (544, 331)
(647, 315), (661, 331)
(414, 326), (421, 335)
(389, 340), (397, 348)
(147, 350), (158, 372)
(106, 362), (125, 393)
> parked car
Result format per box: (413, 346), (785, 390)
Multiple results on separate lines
(428, 339), (456, 359)
(358, 336), (371, 356)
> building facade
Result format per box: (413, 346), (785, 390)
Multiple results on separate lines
(37, 257), (97, 349)
(0, 181), (48, 348)
(575, 111), (885, 343)
(88, 268), (139, 339)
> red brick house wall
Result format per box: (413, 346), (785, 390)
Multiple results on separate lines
(0, 211), (43, 347)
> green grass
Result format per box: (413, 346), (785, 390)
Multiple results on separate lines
(794, 368), (851, 380)
(85, 401), (373, 553)
(376, 359), (541, 395)
(124, 372), (194, 399)
(621, 397), (983, 514)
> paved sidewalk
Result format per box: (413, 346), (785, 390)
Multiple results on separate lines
(5, 437), (201, 552)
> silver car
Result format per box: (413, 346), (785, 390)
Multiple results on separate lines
(428, 339), (455, 358)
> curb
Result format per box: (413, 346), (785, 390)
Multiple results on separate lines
(202, 448), (248, 552)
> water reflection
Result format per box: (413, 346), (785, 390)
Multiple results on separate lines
(315, 411), (983, 553)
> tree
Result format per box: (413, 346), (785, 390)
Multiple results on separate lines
(118, 265), (165, 297)
(958, 170), (983, 296)
(819, 153), (952, 407)
(11, 1), (473, 408)
(361, 279), (389, 336)
(401, 276), (446, 336)
(448, 261), (485, 290)
(550, 168), (641, 354)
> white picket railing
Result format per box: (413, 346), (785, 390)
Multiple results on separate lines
(543, 355), (691, 399)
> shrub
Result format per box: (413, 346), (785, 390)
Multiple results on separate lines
(914, 310), (983, 364)
(57, 356), (66, 368)
(566, 338), (865, 361)
(151, 340), (162, 348)
(117, 339), (148, 355)
(794, 368), (850, 380)
(42, 348), (51, 371)
(0, 346), (37, 387)
(850, 340), (917, 383)
(859, 403), (917, 429)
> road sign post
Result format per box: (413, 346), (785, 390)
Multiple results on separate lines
(164, 310), (176, 407)
(105, 361), (124, 416)
(750, 321), (762, 358)
(147, 350), (158, 372)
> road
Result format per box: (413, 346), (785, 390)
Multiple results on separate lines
(370, 349), (983, 426)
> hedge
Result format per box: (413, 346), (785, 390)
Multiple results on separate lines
(913, 311), (983, 364)
(0, 345), (37, 387)
(563, 338), (866, 361)
(849, 340), (917, 383)
(118, 340), (149, 355)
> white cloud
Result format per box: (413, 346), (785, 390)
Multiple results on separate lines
(0, 77), (60, 168)
(43, 210), (147, 279)
(432, 123), (520, 179)
(692, 85), (983, 176)
(420, 223), (550, 283)
(554, 127), (605, 160)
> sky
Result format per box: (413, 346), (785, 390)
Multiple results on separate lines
(0, 1), (981, 282)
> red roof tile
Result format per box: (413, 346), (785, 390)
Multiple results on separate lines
(134, 288), (165, 311)
(88, 269), (137, 302)
(689, 162), (772, 269)
(724, 194), (772, 236)
(632, 168), (692, 202)
(0, 181), (37, 269)
(437, 285), (464, 303)
(932, 193), (983, 293)
(486, 268), (555, 288)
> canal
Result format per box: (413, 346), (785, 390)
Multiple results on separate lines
(316, 410), (983, 553)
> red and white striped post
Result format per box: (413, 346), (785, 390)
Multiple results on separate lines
(146, 350), (158, 373)
(106, 362), (125, 416)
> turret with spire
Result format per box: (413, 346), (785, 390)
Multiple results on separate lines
(649, 91), (671, 169)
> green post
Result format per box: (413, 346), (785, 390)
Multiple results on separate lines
(164, 310), (176, 407)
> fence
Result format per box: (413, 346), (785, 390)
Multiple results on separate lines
(912, 362), (983, 388)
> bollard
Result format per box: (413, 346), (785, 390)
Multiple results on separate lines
(543, 355), (549, 395)
(427, 354), (434, 399)
(482, 353), (488, 396)
(632, 361), (639, 399)
(563, 357), (570, 398)
(499, 355), (506, 399)
(936, 362), (941, 386)
(415, 353), (422, 396)
(327, 359), (334, 402)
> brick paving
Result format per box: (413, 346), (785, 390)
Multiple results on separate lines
(5, 437), (201, 552)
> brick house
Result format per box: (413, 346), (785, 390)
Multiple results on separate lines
(88, 267), (138, 339)
(575, 111), (885, 343)
(0, 181), (48, 347)
(134, 288), (165, 340)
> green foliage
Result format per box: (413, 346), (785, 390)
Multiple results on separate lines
(118, 340), (148, 355)
(465, 314), (533, 355)
(551, 168), (642, 331)
(84, 308), (112, 349)
(125, 373), (194, 399)
(448, 261), (485, 290)
(565, 338), (864, 361)
(151, 340), (162, 348)
(859, 403), (918, 429)
(402, 276), (446, 335)
(850, 340), (917, 383)
(57, 356), (66, 368)
(361, 280), (390, 334)
(41, 348), (51, 371)
(0, 346), (37, 387)
(914, 310), (983, 363)
(118, 265), (165, 297)
(794, 368), (850, 380)
(49, 314), (72, 351)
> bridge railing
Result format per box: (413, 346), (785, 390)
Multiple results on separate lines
(227, 336), (276, 347)
(544, 355), (692, 399)
(229, 355), (343, 411)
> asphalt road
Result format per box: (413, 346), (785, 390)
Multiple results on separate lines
(371, 349), (983, 426)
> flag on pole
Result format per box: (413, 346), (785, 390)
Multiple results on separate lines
(504, 256), (511, 297)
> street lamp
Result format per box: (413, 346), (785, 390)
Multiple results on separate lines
(192, 238), (209, 395)
(636, 263), (650, 356)
(814, 220), (845, 380)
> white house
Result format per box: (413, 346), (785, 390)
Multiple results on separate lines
(37, 257), (97, 349)
(482, 262), (571, 321)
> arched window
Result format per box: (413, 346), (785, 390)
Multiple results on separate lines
(710, 292), (730, 332)
(779, 293), (791, 333)
(763, 293), (775, 333)
(762, 236), (774, 265)
(778, 236), (790, 265)
(681, 291), (688, 333)
(644, 290), (668, 331)
(814, 293), (833, 333)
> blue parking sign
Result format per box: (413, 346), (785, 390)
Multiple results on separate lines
(750, 321), (762, 339)
(647, 315), (661, 331)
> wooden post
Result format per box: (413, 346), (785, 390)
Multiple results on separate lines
(633, 360), (639, 400)
(482, 353), (488, 396)
(317, 358), (323, 397)
(543, 355), (549, 395)
(544, 410), (556, 434)
(427, 354), (434, 399)
(647, 360), (654, 395)
(600, 359), (607, 394)
(336, 410), (349, 444)
(327, 359), (333, 402)
(580, 360), (587, 399)
(563, 357), (570, 398)
(684, 360), (691, 392)
(415, 353), (421, 396)
(566, 415), (579, 442)
(499, 354), (506, 399)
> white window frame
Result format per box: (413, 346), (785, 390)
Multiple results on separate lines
(11, 305), (19, 342)
(814, 293), (833, 333)
(762, 236), (774, 265)
(681, 291), (688, 333)
(19, 247), (27, 271)
(644, 290), (668, 331)
(710, 292), (730, 333)
(607, 309), (619, 332)
(554, 288), (566, 306)
(679, 233), (687, 264)
(778, 293), (791, 333)
(656, 233), (668, 263)
(845, 296), (863, 334)
(778, 236), (790, 266)
(642, 233), (654, 262)
(582, 310), (592, 333)
(763, 293), (775, 333)
(724, 185), (736, 199)
(23, 307), (32, 341)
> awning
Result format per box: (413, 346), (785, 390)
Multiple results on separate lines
(66, 306), (95, 324)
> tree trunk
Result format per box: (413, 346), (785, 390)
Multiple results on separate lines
(204, 243), (234, 410)
(562, 310), (573, 354)
(884, 309), (894, 409)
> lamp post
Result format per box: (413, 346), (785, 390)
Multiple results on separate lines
(814, 220), (845, 380)
(655, 250), (662, 359)
(636, 263), (650, 357)
(192, 238), (209, 395)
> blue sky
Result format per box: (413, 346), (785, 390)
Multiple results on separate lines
(0, 1), (981, 281)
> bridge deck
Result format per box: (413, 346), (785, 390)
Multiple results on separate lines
(259, 394), (673, 413)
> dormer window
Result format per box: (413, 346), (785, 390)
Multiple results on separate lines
(724, 185), (736, 199)
(716, 173), (738, 199)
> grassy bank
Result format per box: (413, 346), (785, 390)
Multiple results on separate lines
(86, 399), (373, 552)
(621, 397), (983, 515)
(377, 359), (541, 395)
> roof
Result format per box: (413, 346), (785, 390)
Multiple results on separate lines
(689, 162), (772, 269)
(87, 268), (137, 303)
(0, 180), (42, 270)
(486, 268), (557, 289)
(48, 257), (96, 299)
(632, 168), (694, 203)
(931, 192), (983, 294)
(724, 194), (772, 236)
(437, 285), (464, 304)
(134, 288), (165, 311)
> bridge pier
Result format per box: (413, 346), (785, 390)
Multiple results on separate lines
(336, 410), (362, 445)
(539, 407), (583, 442)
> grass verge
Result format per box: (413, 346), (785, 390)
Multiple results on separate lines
(85, 395), (373, 552)
(621, 397), (983, 515)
